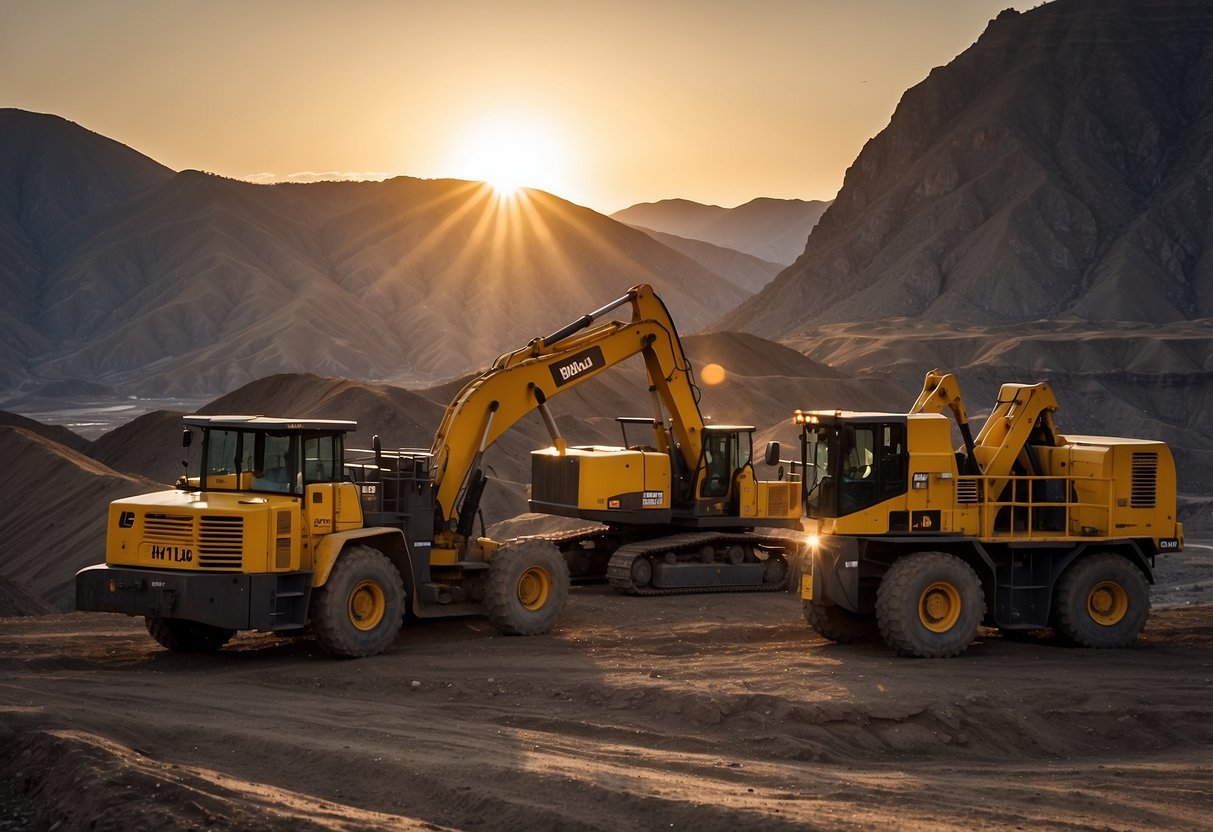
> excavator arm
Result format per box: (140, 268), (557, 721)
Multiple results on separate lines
(971, 381), (1064, 478)
(428, 284), (706, 556)
(909, 369), (1065, 479)
(910, 368), (980, 474)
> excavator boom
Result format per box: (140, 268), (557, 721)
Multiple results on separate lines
(909, 368), (979, 474)
(428, 284), (706, 555)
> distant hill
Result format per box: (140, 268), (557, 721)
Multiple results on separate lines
(628, 228), (784, 293)
(613, 197), (832, 265)
(723, 0), (1213, 336)
(0, 110), (748, 398)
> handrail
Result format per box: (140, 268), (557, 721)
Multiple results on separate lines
(954, 474), (1113, 541)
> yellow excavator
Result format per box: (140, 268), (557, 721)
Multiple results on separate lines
(523, 286), (803, 594)
(75, 284), (799, 657)
(781, 369), (1183, 658)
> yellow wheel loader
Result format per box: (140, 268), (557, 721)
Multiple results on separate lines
(781, 369), (1183, 658)
(75, 414), (570, 658)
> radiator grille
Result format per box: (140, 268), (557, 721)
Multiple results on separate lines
(143, 513), (193, 544)
(767, 482), (792, 516)
(956, 479), (981, 504)
(274, 510), (292, 569)
(531, 455), (580, 505)
(198, 515), (244, 569)
(1130, 453), (1158, 508)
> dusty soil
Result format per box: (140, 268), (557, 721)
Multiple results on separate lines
(2, 549), (1212, 832)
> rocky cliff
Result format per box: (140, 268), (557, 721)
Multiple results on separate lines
(725, 0), (1213, 334)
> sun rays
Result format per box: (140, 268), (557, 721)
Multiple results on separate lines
(445, 114), (571, 199)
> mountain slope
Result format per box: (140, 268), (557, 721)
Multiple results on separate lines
(724, 0), (1213, 336)
(0, 110), (173, 388)
(0, 113), (748, 397)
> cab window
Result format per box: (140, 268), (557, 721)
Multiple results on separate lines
(203, 429), (299, 494)
(303, 433), (340, 483)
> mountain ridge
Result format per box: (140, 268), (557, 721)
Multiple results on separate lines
(0, 111), (766, 398)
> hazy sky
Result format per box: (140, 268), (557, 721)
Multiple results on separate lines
(2, 0), (1020, 213)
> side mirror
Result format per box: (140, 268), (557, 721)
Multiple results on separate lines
(182, 429), (193, 448)
(764, 441), (781, 466)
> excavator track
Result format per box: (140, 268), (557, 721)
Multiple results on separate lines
(606, 532), (793, 596)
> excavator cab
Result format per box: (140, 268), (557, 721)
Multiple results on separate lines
(693, 426), (753, 512)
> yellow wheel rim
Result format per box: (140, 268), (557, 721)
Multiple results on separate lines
(517, 566), (552, 611)
(1087, 580), (1128, 626)
(348, 579), (386, 631)
(919, 581), (962, 633)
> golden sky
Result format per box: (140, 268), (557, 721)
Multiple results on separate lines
(1, 0), (1020, 213)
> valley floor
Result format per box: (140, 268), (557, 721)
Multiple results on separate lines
(1, 548), (1211, 831)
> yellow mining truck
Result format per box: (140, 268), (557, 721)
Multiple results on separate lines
(780, 369), (1183, 657)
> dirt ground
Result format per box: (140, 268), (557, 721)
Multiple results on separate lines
(2, 546), (1212, 832)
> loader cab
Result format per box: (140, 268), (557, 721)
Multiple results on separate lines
(184, 416), (357, 495)
(798, 412), (908, 518)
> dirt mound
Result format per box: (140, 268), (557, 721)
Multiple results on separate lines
(0, 727), (447, 832)
(0, 427), (158, 610)
(0, 410), (89, 453)
(0, 575), (55, 616)
(87, 409), (190, 484)
(684, 332), (842, 380)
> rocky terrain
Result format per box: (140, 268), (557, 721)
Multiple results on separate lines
(725, 0), (1213, 333)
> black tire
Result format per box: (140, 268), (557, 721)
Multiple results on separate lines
(485, 540), (570, 636)
(875, 551), (984, 658)
(1054, 552), (1149, 649)
(311, 545), (405, 658)
(804, 601), (878, 643)
(145, 617), (235, 652)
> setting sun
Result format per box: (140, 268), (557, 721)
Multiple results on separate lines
(447, 115), (569, 197)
